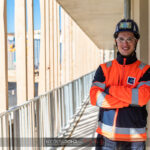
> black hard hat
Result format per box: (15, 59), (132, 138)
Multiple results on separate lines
(114, 19), (140, 39)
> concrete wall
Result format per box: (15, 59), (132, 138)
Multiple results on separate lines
(131, 0), (150, 149)
(131, 0), (149, 63)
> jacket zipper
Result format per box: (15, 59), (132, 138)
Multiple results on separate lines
(113, 58), (126, 138)
(121, 58), (126, 85)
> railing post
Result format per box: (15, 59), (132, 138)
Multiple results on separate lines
(56, 89), (61, 136)
(69, 83), (73, 121)
(72, 81), (76, 116)
(63, 85), (69, 129)
(13, 110), (20, 149)
(49, 91), (55, 137)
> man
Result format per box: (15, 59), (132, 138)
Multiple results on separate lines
(90, 19), (150, 150)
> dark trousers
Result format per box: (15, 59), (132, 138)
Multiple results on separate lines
(96, 134), (146, 150)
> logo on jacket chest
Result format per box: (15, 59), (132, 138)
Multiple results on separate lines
(127, 76), (136, 85)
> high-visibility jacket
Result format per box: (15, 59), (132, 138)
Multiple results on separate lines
(90, 52), (150, 141)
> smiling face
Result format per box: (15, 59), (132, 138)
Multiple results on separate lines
(115, 31), (138, 57)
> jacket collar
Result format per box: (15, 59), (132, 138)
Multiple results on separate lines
(116, 51), (137, 65)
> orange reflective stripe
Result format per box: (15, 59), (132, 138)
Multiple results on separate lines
(114, 133), (147, 141)
(96, 127), (147, 142)
(113, 108), (119, 135)
(98, 122), (146, 135)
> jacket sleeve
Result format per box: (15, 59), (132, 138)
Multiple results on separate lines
(109, 68), (150, 107)
(90, 65), (129, 109)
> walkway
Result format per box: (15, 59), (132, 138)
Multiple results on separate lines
(63, 101), (99, 150)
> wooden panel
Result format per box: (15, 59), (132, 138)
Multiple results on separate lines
(39, 0), (46, 94)
(83, 34), (86, 74)
(27, 0), (35, 99)
(15, 0), (28, 104)
(53, 0), (58, 88)
(50, 0), (54, 89)
(69, 20), (73, 80)
(46, 0), (50, 91)
(74, 23), (78, 79)
(72, 21), (76, 80)
(75, 26), (81, 78)
(61, 8), (66, 85)
(0, 0), (8, 112)
(65, 14), (70, 82)
(56, 3), (61, 87)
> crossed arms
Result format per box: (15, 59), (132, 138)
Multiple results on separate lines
(90, 66), (150, 109)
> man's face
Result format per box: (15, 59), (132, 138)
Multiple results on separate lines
(115, 31), (138, 57)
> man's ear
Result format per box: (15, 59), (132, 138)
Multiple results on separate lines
(135, 39), (138, 46)
(114, 39), (117, 47)
(134, 39), (138, 51)
(135, 39), (138, 43)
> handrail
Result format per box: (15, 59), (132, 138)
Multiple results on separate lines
(0, 70), (95, 118)
(0, 71), (95, 148)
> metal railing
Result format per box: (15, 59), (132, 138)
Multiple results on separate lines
(0, 71), (95, 149)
